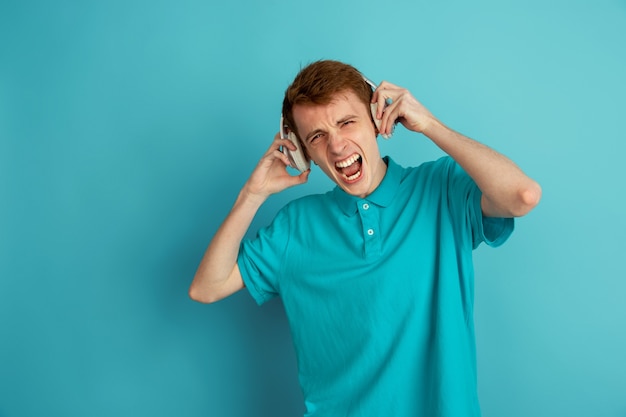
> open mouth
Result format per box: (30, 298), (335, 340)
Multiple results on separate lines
(335, 154), (363, 182)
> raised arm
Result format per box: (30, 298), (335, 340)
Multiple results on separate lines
(372, 81), (541, 218)
(189, 135), (310, 303)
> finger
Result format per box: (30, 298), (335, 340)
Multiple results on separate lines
(371, 86), (379, 103)
(275, 129), (300, 150)
(375, 89), (399, 120)
(377, 80), (400, 91)
(279, 138), (298, 152)
(373, 89), (387, 120)
(271, 148), (292, 167)
(297, 169), (311, 183)
(374, 94), (393, 128)
(289, 169), (310, 187)
(273, 131), (291, 144)
(380, 100), (401, 136)
(269, 137), (298, 155)
(275, 167), (310, 192)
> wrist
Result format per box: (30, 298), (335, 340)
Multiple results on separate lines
(238, 184), (268, 209)
(420, 117), (447, 138)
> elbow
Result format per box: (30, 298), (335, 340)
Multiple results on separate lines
(511, 181), (542, 217)
(188, 283), (219, 304)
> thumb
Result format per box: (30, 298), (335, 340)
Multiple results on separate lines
(281, 169), (310, 191)
(291, 169), (310, 186)
(279, 169), (310, 191)
(297, 169), (311, 184)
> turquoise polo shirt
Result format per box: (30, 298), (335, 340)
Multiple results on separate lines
(238, 156), (514, 417)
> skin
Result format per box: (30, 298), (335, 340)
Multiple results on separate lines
(188, 81), (542, 303)
(293, 90), (387, 198)
(370, 81), (541, 218)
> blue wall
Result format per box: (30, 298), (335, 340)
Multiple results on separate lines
(1, 1), (625, 416)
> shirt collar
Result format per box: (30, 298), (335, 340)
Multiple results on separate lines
(333, 156), (402, 216)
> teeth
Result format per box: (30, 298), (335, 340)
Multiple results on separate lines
(335, 154), (360, 168)
(345, 171), (361, 181)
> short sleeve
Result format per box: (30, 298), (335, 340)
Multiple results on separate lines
(237, 207), (291, 305)
(443, 157), (514, 249)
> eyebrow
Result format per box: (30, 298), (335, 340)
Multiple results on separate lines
(304, 128), (324, 143)
(304, 114), (359, 142)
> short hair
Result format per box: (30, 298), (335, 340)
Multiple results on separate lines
(282, 60), (373, 140)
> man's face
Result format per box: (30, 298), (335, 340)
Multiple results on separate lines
(293, 90), (387, 198)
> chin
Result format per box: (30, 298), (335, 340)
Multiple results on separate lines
(339, 176), (371, 198)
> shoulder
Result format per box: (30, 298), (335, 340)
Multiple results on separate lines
(392, 156), (458, 189)
(277, 190), (338, 220)
(408, 156), (457, 176)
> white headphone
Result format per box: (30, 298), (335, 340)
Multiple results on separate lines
(280, 76), (393, 173)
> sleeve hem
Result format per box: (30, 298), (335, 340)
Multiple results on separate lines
(237, 250), (270, 306)
(471, 188), (515, 249)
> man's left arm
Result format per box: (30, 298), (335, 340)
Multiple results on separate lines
(372, 82), (542, 218)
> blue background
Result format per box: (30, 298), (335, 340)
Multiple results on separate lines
(1, 1), (625, 416)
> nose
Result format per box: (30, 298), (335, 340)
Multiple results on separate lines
(328, 131), (347, 154)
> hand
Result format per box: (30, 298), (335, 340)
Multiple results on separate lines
(371, 81), (438, 136)
(243, 133), (310, 203)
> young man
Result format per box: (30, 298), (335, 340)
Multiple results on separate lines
(189, 60), (541, 416)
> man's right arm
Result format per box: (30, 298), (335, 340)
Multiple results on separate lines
(188, 135), (310, 304)
(188, 190), (263, 303)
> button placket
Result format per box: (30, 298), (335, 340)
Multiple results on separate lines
(357, 199), (381, 258)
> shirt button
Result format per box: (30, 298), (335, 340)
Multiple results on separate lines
(367, 228), (374, 236)
(362, 203), (369, 210)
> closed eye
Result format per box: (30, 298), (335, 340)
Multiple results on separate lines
(339, 116), (357, 127)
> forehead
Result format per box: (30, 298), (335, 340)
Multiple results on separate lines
(292, 90), (369, 131)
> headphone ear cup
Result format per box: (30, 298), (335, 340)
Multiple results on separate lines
(370, 102), (382, 132)
(284, 131), (311, 172)
(280, 115), (311, 172)
(370, 102), (391, 140)
(363, 75), (391, 139)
